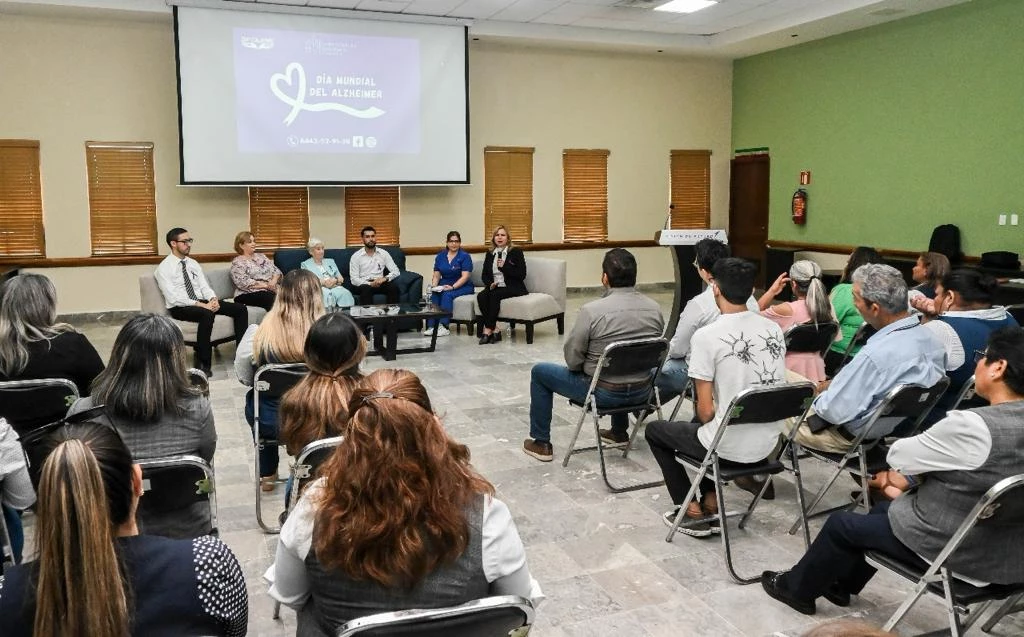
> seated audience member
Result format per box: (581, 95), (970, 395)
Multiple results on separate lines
(646, 258), (787, 537)
(266, 369), (541, 633)
(788, 264), (945, 454)
(235, 269), (324, 492)
(826, 247), (883, 373)
(0, 422), (247, 636)
(477, 225), (528, 344)
(155, 227), (248, 378)
(67, 314), (215, 538)
(301, 237), (354, 309)
(762, 327), (1024, 616)
(425, 230), (474, 337)
(349, 226), (401, 305)
(230, 231), (282, 311)
(909, 251), (950, 300)
(758, 260), (837, 383)
(522, 249), (664, 461)
(0, 417), (35, 564)
(0, 273), (104, 395)
(279, 313), (366, 458)
(657, 238), (758, 403)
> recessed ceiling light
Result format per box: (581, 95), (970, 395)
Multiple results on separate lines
(653, 0), (717, 14)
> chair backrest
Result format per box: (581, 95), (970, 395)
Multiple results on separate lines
(139, 274), (172, 317)
(254, 363), (309, 400)
(288, 436), (343, 509)
(1007, 305), (1024, 326)
(138, 454), (217, 536)
(784, 321), (839, 358)
(336, 595), (534, 637)
(835, 322), (877, 373)
(470, 257), (485, 288)
(951, 375), (988, 411)
(522, 257), (567, 310)
(594, 338), (670, 386)
(859, 377), (951, 441)
(721, 382), (817, 428)
(205, 268), (236, 300)
(0, 492), (14, 572)
(0, 378), (80, 437)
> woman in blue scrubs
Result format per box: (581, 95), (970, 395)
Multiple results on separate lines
(426, 231), (474, 336)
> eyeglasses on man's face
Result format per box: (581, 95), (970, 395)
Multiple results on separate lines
(974, 349), (989, 363)
(175, 238), (195, 245)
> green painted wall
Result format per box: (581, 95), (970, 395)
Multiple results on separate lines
(732, 0), (1024, 257)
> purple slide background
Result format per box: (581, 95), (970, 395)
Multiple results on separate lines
(233, 28), (420, 154)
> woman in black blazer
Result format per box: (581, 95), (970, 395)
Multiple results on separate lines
(477, 226), (528, 344)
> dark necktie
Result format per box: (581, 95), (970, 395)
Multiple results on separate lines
(181, 260), (198, 300)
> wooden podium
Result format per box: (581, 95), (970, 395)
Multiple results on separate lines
(656, 229), (728, 339)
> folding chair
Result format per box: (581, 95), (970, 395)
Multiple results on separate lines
(830, 322), (876, 377)
(665, 382), (816, 584)
(0, 378), (80, 437)
(273, 435), (344, 620)
(788, 377), (951, 536)
(866, 473), (1024, 637)
(562, 337), (669, 493)
(186, 367), (210, 397)
(784, 321), (839, 358)
(0, 490), (14, 574)
(982, 591), (1024, 633)
(951, 375), (987, 411)
(138, 454), (218, 539)
(336, 595), (535, 637)
(254, 362), (309, 534)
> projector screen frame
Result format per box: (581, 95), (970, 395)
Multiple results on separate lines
(172, 5), (471, 187)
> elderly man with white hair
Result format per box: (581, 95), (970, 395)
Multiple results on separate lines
(789, 263), (946, 453)
(300, 237), (355, 309)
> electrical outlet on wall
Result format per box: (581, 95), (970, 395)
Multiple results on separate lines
(999, 214), (1007, 225)
(1012, 214), (1019, 226)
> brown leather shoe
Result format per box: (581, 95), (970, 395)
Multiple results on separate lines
(599, 428), (630, 444)
(523, 439), (553, 462)
(260, 475), (278, 492)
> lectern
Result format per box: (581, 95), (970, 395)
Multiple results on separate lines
(656, 229), (728, 339)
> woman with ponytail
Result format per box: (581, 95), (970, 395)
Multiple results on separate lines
(267, 369), (542, 635)
(0, 422), (247, 636)
(758, 260), (838, 382)
(279, 312), (366, 457)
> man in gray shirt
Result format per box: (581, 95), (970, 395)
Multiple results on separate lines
(523, 249), (664, 462)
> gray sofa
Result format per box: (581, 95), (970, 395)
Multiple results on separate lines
(451, 255), (566, 344)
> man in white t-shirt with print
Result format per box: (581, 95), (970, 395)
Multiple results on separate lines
(645, 257), (787, 537)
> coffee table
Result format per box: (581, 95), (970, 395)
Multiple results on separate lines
(339, 303), (450, 361)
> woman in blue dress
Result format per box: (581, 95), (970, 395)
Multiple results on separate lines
(426, 231), (474, 336)
(301, 237), (355, 309)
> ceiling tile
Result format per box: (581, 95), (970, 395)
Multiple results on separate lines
(490, 0), (562, 22)
(449, 0), (517, 19)
(309, 0), (362, 7)
(355, 0), (412, 11)
(402, 0), (466, 15)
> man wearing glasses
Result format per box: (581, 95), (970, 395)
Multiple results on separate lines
(154, 227), (248, 378)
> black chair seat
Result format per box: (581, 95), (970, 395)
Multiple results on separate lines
(866, 551), (1024, 605)
(675, 451), (785, 480)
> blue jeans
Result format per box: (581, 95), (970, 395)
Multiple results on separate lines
(656, 358), (689, 404)
(2, 504), (24, 563)
(245, 390), (281, 477)
(529, 363), (652, 443)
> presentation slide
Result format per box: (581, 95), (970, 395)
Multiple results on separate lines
(175, 7), (468, 185)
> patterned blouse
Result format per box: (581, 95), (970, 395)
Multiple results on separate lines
(230, 253), (282, 296)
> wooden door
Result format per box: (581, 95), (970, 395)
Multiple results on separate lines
(728, 154), (770, 288)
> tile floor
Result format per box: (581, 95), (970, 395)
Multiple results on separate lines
(49, 290), (1024, 636)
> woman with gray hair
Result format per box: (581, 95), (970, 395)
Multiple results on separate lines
(758, 260), (837, 382)
(301, 237), (354, 309)
(67, 313), (215, 538)
(0, 273), (104, 395)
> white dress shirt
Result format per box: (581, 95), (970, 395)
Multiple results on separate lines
(155, 254), (216, 308)
(348, 249), (401, 287)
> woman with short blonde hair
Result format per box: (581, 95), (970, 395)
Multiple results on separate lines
(230, 230), (282, 311)
(476, 225), (528, 344)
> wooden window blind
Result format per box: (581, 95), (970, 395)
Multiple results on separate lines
(562, 149), (609, 242)
(484, 146), (534, 244)
(0, 140), (45, 257)
(86, 141), (157, 255)
(248, 187), (309, 249)
(344, 187), (400, 246)
(669, 149), (711, 229)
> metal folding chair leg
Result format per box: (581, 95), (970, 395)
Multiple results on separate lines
(782, 442), (812, 549)
(255, 437), (284, 534)
(982, 592), (1023, 632)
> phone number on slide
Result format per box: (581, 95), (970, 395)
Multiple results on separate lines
(285, 136), (378, 148)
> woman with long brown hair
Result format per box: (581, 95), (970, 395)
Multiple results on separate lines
(267, 369), (541, 634)
(0, 422), (247, 636)
(235, 268), (324, 490)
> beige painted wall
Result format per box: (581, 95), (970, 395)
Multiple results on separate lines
(3, 12), (733, 314)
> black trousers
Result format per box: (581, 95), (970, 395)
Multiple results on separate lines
(354, 281), (399, 305)
(645, 419), (765, 504)
(783, 501), (926, 601)
(169, 301), (248, 369)
(234, 290), (276, 311)
(476, 286), (526, 330)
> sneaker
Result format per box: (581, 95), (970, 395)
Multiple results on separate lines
(599, 428), (630, 445)
(662, 505), (713, 538)
(422, 326), (434, 335)
(761, 570), (816, 615)
(435, 325), (450, 337)
(523, 439), (553, 462)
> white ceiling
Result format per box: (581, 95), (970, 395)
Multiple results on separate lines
(0, 0), (974, 56)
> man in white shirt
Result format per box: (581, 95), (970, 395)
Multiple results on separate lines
(658, 238), (760, 403)
(646, 258), (787, 537)
(154, 227), (248, 377)
(348, 226), (401, 305)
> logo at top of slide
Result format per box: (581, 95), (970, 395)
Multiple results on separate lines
(270, 63), (385, 126)
(241, 36), (274, 50)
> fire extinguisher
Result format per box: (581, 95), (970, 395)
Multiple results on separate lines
(792, 189), (808, 225)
